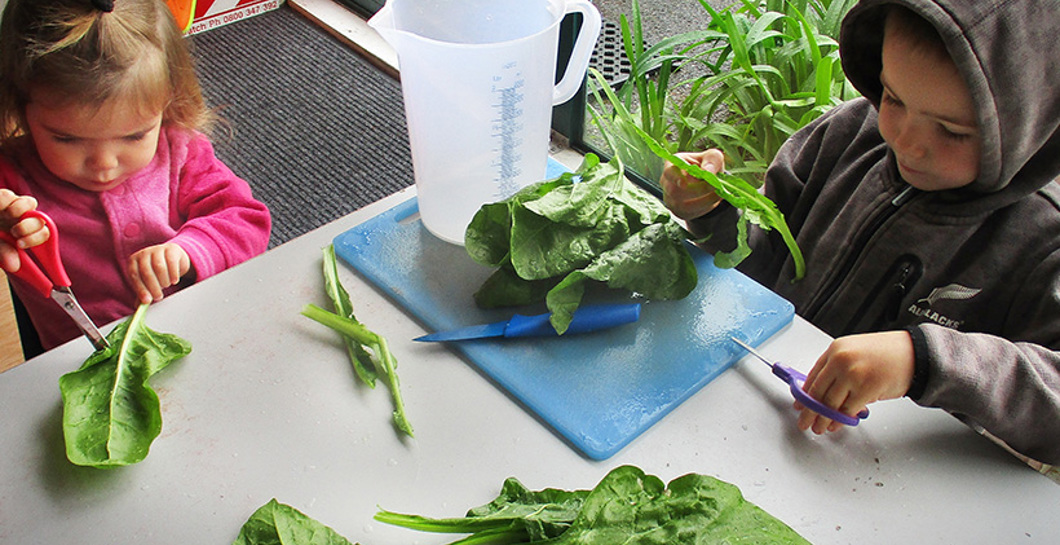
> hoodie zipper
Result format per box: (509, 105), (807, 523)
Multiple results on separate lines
(803, 185), (919, 322)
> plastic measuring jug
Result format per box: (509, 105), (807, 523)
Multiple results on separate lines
(369, 0), (602, 245)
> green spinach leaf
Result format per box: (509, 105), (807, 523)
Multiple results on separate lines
(550, 466), (810, 545)
(233, 499), (356, 545)
(376, 476), (589, 542)
(474, 266), (558, 309)
(59, 304), (191, 468)
(466, 155), (697, 334)
(376, 465), (811, 544)
(546, 222), (697, 331)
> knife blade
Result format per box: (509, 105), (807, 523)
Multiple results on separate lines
(414, 303), (641, 342)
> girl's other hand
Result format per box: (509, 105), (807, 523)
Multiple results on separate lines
(128, 243), (191, 304)
(659, 149), (726, 220)
(796, 331), (916, 434)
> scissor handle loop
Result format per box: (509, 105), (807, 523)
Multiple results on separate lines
(0, 210), (68, 298)
(779, 364), (869, 427)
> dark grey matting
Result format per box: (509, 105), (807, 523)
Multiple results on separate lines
(191, 6), (414, 248)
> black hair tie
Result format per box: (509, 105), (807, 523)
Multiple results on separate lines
(91, 0), (115, 12)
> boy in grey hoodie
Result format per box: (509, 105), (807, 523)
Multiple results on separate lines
(662, 0), (1060, 465)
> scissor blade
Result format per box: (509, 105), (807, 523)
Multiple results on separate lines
(730, 337), (774, 368)
(415, 321), (508, 342)
(51, 288), (110, 351)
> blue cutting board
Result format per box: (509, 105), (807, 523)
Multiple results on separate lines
(333, 164), (794, 460)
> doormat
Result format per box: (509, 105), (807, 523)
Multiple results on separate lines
(191, 5), (414, 247)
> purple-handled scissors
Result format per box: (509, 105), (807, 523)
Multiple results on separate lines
(731, 337), (869, 426)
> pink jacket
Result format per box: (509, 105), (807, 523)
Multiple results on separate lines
(1, 126), (271, 350)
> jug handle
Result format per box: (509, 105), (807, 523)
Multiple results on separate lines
(552, 0), (603, 105)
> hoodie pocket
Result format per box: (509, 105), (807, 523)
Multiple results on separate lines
(849, 254), (923, 333)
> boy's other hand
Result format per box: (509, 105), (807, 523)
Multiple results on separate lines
(796, 331), (916, 434)
(659, 149), (726, 220)
(128, 243), (191, 304)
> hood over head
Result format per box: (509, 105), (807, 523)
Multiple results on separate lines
(839, 0), (1060, 210)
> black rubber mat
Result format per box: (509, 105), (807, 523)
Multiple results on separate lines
(191, 5), (414, 247)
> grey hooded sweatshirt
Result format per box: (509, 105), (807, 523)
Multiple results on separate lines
(692, 0), (1060, 464)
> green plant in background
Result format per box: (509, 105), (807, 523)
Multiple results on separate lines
(589, 0), (859, 188)
(587, 0), (690, 183)
(678, 0), (860, 181)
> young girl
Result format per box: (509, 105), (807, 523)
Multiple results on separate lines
(0, 0), (272, 352)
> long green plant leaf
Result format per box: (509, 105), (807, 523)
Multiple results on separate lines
(59, 304), (192, 467)
(323, 245), (377, 388)
(302, 304), (413, 437)
(629, 123), (806, 280)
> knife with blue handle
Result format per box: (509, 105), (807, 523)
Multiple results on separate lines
(414, 303), (641, 342)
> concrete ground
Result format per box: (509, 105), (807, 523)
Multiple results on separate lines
(594, 0), (736, 45)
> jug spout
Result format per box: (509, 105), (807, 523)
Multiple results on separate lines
(366, 3), (403, 49)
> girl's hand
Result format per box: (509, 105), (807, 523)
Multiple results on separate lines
(796, 331), (916, 434)
(128, 243), (191, 304)
(0, 189), (47, 273)
(659, 149), (726, 220)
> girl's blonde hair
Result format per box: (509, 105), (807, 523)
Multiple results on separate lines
(0, 0), (213, 147)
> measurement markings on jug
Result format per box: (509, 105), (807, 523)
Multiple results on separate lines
(491, 62), (526, 196)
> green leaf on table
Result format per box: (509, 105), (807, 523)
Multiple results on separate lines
(323, 244), (377, 388)
(376, 465), (811, 544)
(376, 477), (589, 542)
(302, 303), (413, 437)
(59, 304), (191, 468)
(233, 499), (356, 545)
(550, 466), (810, 545)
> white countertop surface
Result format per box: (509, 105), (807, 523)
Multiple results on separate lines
(1, 188), (1057, 544)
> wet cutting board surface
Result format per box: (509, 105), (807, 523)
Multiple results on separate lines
(333, 165), (794, 459)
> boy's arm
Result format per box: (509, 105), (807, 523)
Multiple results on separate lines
(911, 325), (1060, 465)
(168, 133), (272, 281)
(910, 252), (1060, 465)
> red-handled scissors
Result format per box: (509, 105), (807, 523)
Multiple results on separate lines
(1, 210), (109, 351)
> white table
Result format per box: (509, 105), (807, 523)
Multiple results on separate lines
(1, 188), (1057, 544)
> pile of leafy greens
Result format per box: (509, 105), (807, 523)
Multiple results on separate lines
(302, 245), (413, 437)
(465, 154), (698, 334)
(59, 303), (192, 468)
(233, 499), (355, 545)
(376, 465), (810, 544)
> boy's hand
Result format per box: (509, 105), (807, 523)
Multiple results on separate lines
(796, 331), (915, 434)
(0, 189), (47, 273)
(128, 243), (191, 304)
(659, 149), (726, 220)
